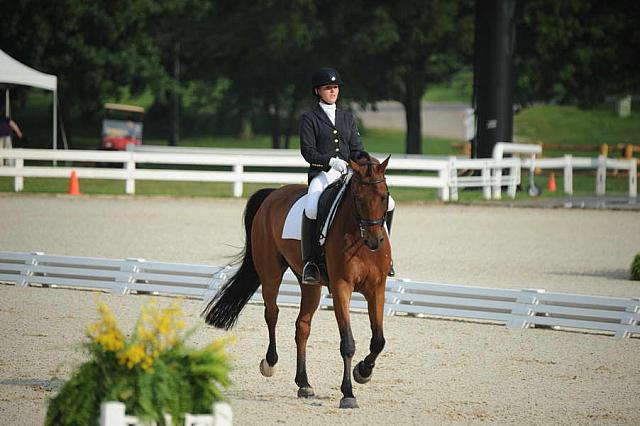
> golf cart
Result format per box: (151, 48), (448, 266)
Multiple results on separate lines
(100, 103), (144, 151)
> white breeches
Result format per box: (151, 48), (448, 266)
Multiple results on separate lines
(304, 168), (395, 220)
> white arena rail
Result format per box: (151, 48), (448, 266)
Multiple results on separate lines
(0, 148), (453, 199)
(523, 154), (637, 197)
(1, 251), (638, 338)
(1, 147), (634, 200)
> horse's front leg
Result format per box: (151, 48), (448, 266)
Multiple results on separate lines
(295, 284), (322, 398)
(354, 287), (386, 384)
(332, 284), (359, 409)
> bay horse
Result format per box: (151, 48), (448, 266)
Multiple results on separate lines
(202, 152), (392, 409)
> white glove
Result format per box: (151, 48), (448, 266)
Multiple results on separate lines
(329, 157), (348, 173)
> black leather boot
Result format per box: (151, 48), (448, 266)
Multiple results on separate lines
(386, 210), (396, 277)
(301, 213), (321, 285)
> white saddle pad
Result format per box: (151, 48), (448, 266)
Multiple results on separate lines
(282, 184), (348, 245)
(282, 195), (306, 241)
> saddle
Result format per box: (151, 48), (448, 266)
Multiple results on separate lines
(313, 174), (351, 282)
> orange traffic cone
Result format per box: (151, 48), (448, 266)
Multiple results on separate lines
(548, 172), (557, 193)
(68, 170), (81, 195)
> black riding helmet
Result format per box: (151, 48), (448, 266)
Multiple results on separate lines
(311, 67), (343, 96)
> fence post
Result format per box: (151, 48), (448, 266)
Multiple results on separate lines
(629, 159), (637, 198)
(113, 258), (142, 295)
(18, 251), (43, 287)
(14, 158), (24, 192)
(507, 158), (520, 199)
(233, 163), (243, 198)
(615, 298), (639, 339)
(448, 156), (458, 201)
(492, 163), (503, 200)
(596, 155), (606, 195)
(438, 166), (450, 201)
(99, 402), (126, 426)
(563, 155), (573, 195)
(482, 162), (491, 199)
(213, 402), (233, 426)
(125, 151), (135, 195)
(506, 288), (544, 330)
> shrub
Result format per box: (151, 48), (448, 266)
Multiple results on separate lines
(45, 299), (232, 426)
(632, 253), (640, 281)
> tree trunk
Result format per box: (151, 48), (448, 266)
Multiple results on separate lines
(402, 77), (424, 154)
(170, 42), (180, 147)
(283, 96), (300, 149)
(266, 101), (281, 149)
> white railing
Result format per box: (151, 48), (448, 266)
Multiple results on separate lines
(523, 154), (638, 197)
(2, 251), (638, 338)
(100, 401), (232, 426)
(0, 148), (636, 200)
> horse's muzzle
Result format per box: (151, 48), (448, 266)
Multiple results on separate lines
(363, 232), (385, 252)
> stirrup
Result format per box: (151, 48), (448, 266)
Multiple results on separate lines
(302, 262), (321, 285)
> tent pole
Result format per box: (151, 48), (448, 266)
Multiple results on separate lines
(53, 90), (57, 165)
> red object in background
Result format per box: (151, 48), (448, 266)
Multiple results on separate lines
(548, 172), (557, 192)
(68, 170), (81, 195)
(101, 136), (141, 151)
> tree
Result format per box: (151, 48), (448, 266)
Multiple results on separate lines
(515, 0), (640, 107)
(191, 0), (320, 148)
(2, 0), (161, 119)
(329, 1), (474, 154)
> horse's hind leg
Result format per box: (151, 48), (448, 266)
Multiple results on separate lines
(257, 259), (286, 378)
(295, 283), (322, 398)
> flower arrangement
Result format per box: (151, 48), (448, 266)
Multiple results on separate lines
(46, 299), (232, 426)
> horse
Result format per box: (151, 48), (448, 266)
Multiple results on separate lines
(202, 152), (392, 409)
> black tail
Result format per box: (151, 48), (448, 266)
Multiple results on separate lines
(202, 188), (277, 330)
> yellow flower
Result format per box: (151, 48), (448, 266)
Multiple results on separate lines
(87, 301), (125, 352)
(118, 343), (146, 369)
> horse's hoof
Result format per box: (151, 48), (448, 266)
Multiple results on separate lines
(339, 397), (359, 409)
(259, 358), (275, 377)
(353, 361), (372, 384)
(297, 386), (315, 398)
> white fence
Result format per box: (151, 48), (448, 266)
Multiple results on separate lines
(100, 401), (232, 426)
(1, 148), (636, 200)
(1, 251), (638, 338)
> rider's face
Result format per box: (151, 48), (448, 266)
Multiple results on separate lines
(316, 85), (339, 104)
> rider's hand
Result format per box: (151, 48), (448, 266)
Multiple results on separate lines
(329, 157), (348, 173)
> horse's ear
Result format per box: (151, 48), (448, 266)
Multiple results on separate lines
(378, 155), (391, 174)
(349, 159), (364, 175)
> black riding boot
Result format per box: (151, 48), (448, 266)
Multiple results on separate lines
(301, 213), (321, 285)
(386, 210), (396, 277)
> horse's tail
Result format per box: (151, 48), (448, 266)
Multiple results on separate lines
(202, 188), (276, 330)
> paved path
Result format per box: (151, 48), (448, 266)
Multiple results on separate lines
(355, 101), (473, 140)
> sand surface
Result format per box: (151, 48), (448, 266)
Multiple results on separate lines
(0, 194), (639, 425)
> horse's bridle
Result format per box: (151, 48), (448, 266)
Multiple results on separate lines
(351, 175), (389, 239)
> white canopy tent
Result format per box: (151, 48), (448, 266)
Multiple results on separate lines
(0, 49), (59, 150)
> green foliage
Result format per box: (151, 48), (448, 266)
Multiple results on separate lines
(45, 300), (231, 426)
(631, 254), (640, 281)
(515, 0), (640, 107)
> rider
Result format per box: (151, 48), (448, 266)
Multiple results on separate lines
(299, 67), (396, 285)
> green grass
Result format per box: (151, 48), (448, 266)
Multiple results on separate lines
(514, 104), (640, 148)
(423, 70), (473, 103)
